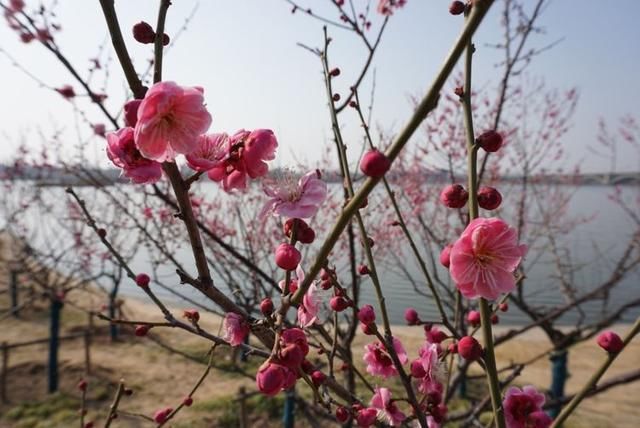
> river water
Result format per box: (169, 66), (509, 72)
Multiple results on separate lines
(2, 181), (638, 326)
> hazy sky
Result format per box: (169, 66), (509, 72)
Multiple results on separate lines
(1, 1), (639, 173)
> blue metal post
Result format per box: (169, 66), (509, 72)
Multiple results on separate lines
(283, 388), (295, 428)
(10, 271), (18, 318)
(549, 350), (568, 418)
(48, 298), (63, 393)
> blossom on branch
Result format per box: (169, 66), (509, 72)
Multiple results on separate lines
(106, 127), (162, 184)
(260, 170), (327, 219)
(363, 337), (408, 378)
(449, 217), (527, 300)
(503, 386), (552, 428)
(134, 81), (212, 162)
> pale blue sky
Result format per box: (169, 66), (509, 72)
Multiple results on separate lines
(1, 1), (639, 172)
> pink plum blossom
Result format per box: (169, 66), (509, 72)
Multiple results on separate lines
(503, 386), (552, 428)
(106, 127), (162, 184)
(363, 337), (408, 378)
(449, 217), (527, 300)
(185, 133), (228, 171)
(222, 312), (250, 347)
(260, 170), (327, 219)
(355, 407), (378, 427)
(370, 387), (405, 426)
(416, 343), (446, 394)
(206, 129), (278, 192)
(134, 81), (212, 162)
(298, 282), (321, 327)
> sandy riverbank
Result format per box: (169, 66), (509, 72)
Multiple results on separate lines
(0, 232), (638, 427)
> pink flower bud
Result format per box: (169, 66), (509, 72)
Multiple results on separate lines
(499, 302), (509, 312)
(361, 322), (375, 335)
(355, 407), (378, 427)
(135, 325), (150, 337)
(360, 149), (391, 178)
(404, 308), (420, 325)
(256, 361), (286, 396)
(597, 331), (624, 353)
(467, 310), (480, 327)
(357, 305), (376, 325)
(335, 406), (350, 423)
(440, 184), (468, 208)
(279, 343), (304, 368)
(133, 21), (155, 44)
(458, 336), (482, 360)
(260, 298), (274, 316)
(448, 343), (458, 354)
(275, 243), (301, 271)
(311, 370), (326, 386)
(330, 296), (350, 312)
(135, 273), (150, 288)
(182, 397), (193, 407)
(478, 186), (502, 210)
(153, 407), (173, 424)
(123, 99), (142, 127)
(449, 1), (465, 15)
(410, 359), (426, 378)
(476, 130), (503, 152)
(439, 244), (452, 268)
(281, 328), (309, 356)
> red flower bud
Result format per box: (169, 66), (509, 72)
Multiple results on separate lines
(135, 273), (150, 288)
(458, 336), (483, 360)
(135, 325), (150, 337)
(467, 310), (481, 327)
(597, 330), (624, 353)
(440, 184), (468, 209)
(448, 343), (458, 354)
(275, 243), (301, 271)
(499, 302), (509, 312)
(358, 264), (370, 276)
(260, 298), (274, 316)
(476, 130), (503, 152)
(56, 85), (76, 99)
(478, 186), (502, 210)
(77, 379), (87, 391)
(330, 296), (350, 312)
(332, 93), (341, 102)
(360, 150), (391, 178)
(491, 313), (499, 325)
(336, 406), (350, 423)
(133, 21), (155, 44)
(182, 397), (193, 407)
(449, 1), (466, 15)
(183, 309), (200, 323)
(329, 67), (341, 77)
(153, 407), (173, 424)
(311, 370), (326, 386)
(357, 304), (376, 325)
(298, 226), (316, 244)
(361, 322), (375, 335)
(97, 228), (107, 238)
(404, 308), (420, 325)
(301, 359), (314, 374)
